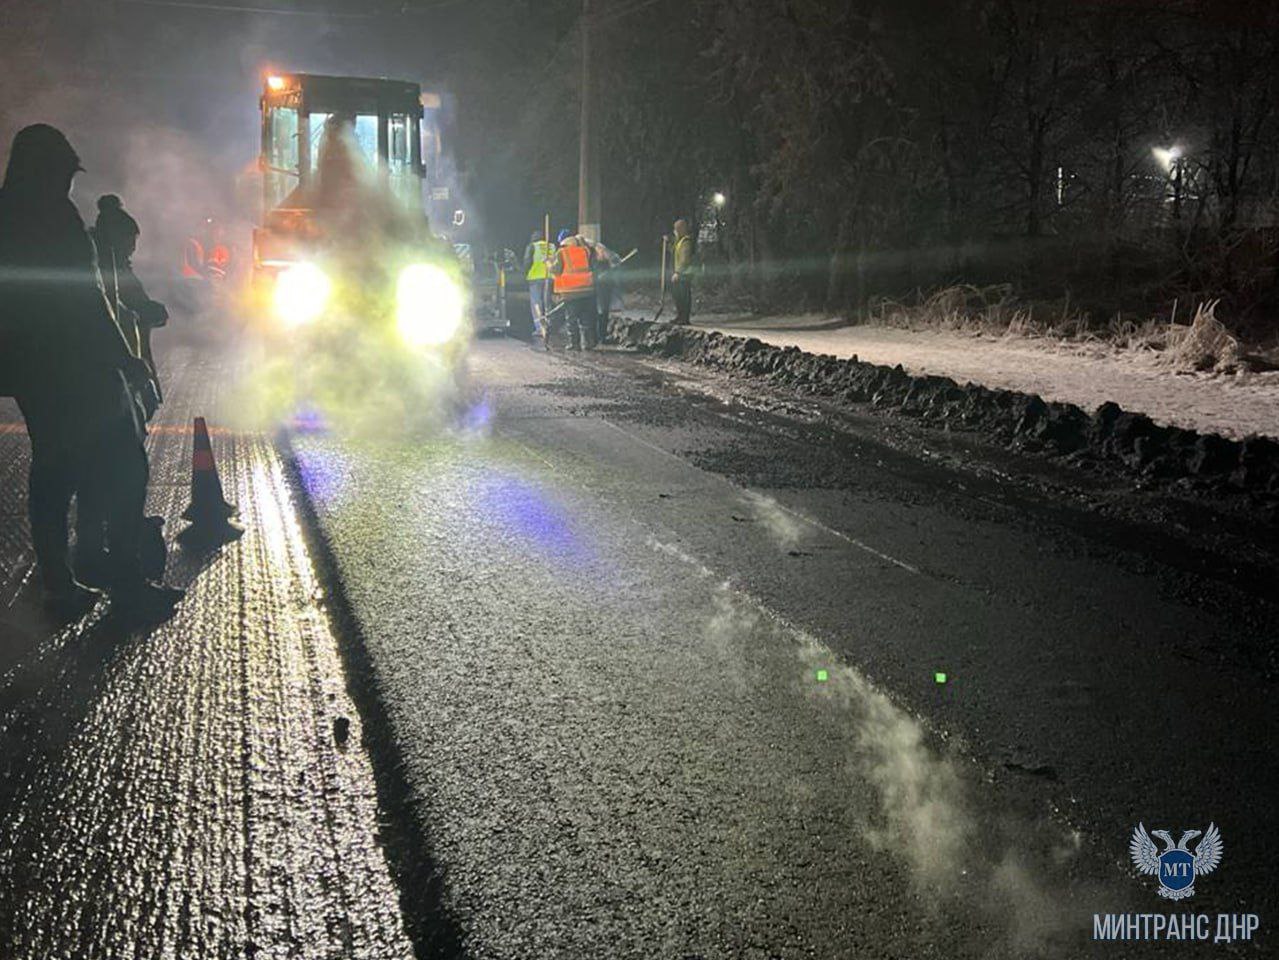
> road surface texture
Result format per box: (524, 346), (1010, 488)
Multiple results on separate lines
(0, 345), (413, 959)
(286, 336), (1277, 959)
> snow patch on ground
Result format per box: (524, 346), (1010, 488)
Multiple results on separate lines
(693, 314), (1279, 441)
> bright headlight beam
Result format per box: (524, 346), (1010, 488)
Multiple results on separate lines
(397, 263), (464, 347)
(273, 262), (332, 328)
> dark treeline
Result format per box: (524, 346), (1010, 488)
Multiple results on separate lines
(442, 0), (1279, 330)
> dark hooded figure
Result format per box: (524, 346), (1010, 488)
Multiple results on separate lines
(0, 124), (182, 621)
(79, 194), (168, 578)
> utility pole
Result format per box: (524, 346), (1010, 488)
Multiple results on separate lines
(578, 0), (601, 242)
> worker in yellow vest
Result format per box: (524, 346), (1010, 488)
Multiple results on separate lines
(550, 230), (598, 350)
(522, 228), (555, 344)
(671, 218), (695, 325)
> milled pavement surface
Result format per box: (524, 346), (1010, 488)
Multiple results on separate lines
(0, 345), (413, 959)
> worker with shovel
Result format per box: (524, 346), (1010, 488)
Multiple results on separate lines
(550, 230), (598, 350)
(523, 227), (556, 345)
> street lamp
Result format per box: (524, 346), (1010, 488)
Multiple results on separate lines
(1152, 145), (1181, 172)
(1152, 145), (1183, 220)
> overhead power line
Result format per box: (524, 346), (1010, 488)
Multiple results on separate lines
(589, 0), (666, 28)
(117, 0), (476, 14)
(116, 0), (373, 18)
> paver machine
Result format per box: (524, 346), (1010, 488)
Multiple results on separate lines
(253, 72), (475, 347)
(249, 73), (481, 434)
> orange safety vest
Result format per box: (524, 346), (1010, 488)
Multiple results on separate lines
(207, 243), (231, 277)
(553, 243), (594, 297)
(182, 237), (205, 278)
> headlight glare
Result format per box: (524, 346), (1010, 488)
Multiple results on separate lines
(396, 263), (464, 347)
(273, 262), (332, 327)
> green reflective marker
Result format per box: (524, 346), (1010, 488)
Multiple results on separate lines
(816, 669), (829, 683)
(934, 672), (948, 684)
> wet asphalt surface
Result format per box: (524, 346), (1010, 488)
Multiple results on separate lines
(290, 336), (1278, 959)
(0, 347), (412, 959)
(0, 332), (1274, 959)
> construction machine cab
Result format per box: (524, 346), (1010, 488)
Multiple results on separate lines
(255, 72), (442, 273)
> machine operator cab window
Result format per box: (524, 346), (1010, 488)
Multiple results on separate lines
(255, 73), (434, 270)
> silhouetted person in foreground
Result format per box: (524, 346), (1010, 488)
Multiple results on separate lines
(80, 194), (168, 582)
(92, 194), (167, 373)
(0, 124), (182, 621)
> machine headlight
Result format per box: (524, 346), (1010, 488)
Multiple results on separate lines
(273, 262), (332, 327)
(396, 263), (464, 347)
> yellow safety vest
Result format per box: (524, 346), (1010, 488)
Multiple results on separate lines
(526, 239), (555, 281)
(672, 235), (694, 274)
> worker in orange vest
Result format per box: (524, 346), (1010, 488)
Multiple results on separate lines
(181, 235), (205, 278)
(550, 229), (598, 350)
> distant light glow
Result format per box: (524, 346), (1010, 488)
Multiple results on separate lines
(712, 191), (727, 208)
(816, 668), (829, 682)
(1152, 146), (1181, 172)
(934, 672), (948, 684)
(267, 75), (286, 91)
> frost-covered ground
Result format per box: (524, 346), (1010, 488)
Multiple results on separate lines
(690, 313), (1279, 441)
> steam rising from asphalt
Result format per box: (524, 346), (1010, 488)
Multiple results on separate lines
(664, 537), (1088, 956)
(740, 490), (804, 551)
(796, 635), (973, 890)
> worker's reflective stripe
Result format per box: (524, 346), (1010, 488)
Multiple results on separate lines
(182, 238), (205, 278)
(526, 240), (554, 280)
(553, 245), (593, 294)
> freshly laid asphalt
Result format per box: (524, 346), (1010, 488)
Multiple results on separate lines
(290, 336), (1278, 959)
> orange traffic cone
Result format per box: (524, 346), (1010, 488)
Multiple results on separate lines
(178, 417), (244, 546)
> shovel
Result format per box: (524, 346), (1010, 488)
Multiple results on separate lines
(652, 234), (668, 322)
